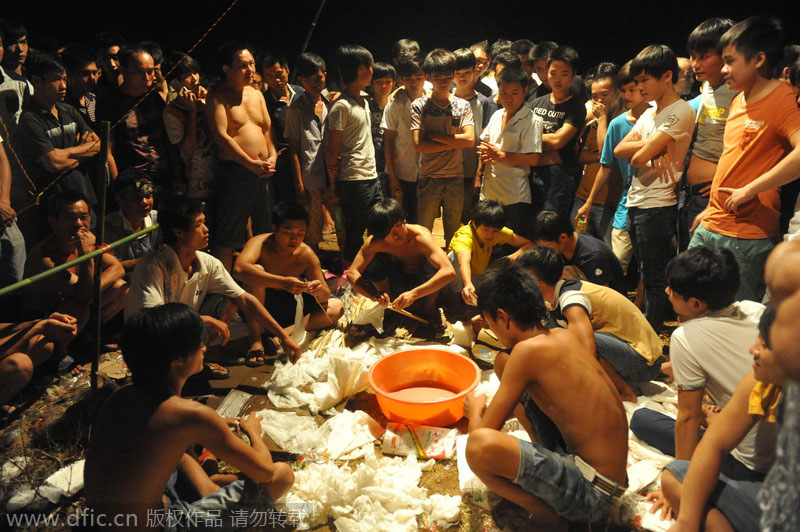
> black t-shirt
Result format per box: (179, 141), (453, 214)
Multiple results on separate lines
(527, 92), (586, 172)
(571, 232), (624, 293)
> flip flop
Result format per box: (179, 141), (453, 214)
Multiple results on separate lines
(245, 349), (266, 367)
(201, 362), (229, 380)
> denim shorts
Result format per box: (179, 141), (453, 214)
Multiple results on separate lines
(594, 332), (662, 383)
(512, 438), (616, 523)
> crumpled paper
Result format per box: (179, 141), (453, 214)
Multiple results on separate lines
(276, 447), (461, 531)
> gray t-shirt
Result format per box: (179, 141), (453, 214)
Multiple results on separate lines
(692, 81), (738, 163)
(327, 92), (377, 182)
(381, 90), (419, 182)
(410, 94), (474, 179)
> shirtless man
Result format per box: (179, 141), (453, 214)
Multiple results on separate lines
(347, 199), (455, 323)
(24, 190), (128, 328)
(233, 202), (344, 362)
(206, 42), (277, 271)
(85, 304), (293, 531)
(464, 263), (628, 530)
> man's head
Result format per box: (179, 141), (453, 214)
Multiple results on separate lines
(453, 48), (476, 90)
(396, 54), (425, 96)
(517, 245), (566, 286)
(367, 199), (406, 243)
(119, 45), (156, 97)
(791, 58), (800, 105)
(140, 41), (165, 86)
(720, 16), (785, 90)
(546, 46), (578, 98)
(159, 196), (208, 250)
(751, 305), (785, 385)
(687, 18), (735, 87)
(471, 200), (506, 245)
(336, 44), (373, 89)
(114, 168), (154, 223)
(217, 42), (256, 89)
(93, 32), (125, 79)
(164, 52), (201, 92)
(470, 41), (491, 78)
(496, 66), (529, 112)
(587, 62), (620, 111)
(423, 49), (457, 94)
(529, 41), (558, 87)
(272, 201), (309, 251)
(295, 52), (327, 96)
(0, 20), (27, 71)
(777, 45), (800, 83)
(618, 61), (644, 110)
(491, 51), (521, 78)
(122, 303), (208, 393)
(531, 211), (573, 252)
(260, 51), (289, 95)
(391, 38), (420, 66)
(630, 44), (679, 102)
(371, 62), (396, 99)
(489, 39), (513, 68)
(674, 57), (695, 96)
(665, 246), (739, 317)
(61, 44), (101, 96)
(511, 39), (535, 77)
(476, 262), (548, 343)
(47, 189), (91, 242)
(26, 52), (67, 105)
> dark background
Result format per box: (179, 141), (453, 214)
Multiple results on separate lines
(2, 0), (799, 77)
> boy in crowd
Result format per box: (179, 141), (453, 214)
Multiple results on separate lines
(367, 62), (395, 198)
(614, 45), (695, 332)
(464, 263), (628, 530)
(0, 29), (32, 136)
(690, 17), (800, 302)
(125, 196), (301, 364)
(630, 247), (773, 487)
(347, 199), (454, 324)
(532, 210), (624, 292)
(285, 52), (336, 252)
(103, 170), (161, 277)
(518, 246), (663, 402)
(528, 46), (587, 221)
(85, 304), (294, 529)
(325, 44), (384, 265)
(0, 20), (28, 84)
(206, 42), (277, 271)
(470, 41), (493, 98)
(233, 202), (343, 362)
(476, 66), (542, 235)
(679, 18), (737, 250)
(448, 199), (532, 306)
(382, 54), (425, 223)
(61, 44), (100, 128)
(411, 48), (475, 245)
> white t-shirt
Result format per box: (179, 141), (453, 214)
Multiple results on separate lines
(480, 106), (543, 205)
(671, 300), (775, 472)
(327, 92), (377, 181)
(626, 98), (695, 208)
(381, 90), (419, 183)
(126, 245), (245, 319)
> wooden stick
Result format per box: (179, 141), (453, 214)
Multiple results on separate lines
(388, 305), (429, 324)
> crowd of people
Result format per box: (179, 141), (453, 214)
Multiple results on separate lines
(0, 12), (799, 531)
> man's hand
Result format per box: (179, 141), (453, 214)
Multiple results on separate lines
(281, 276), (308, 295)
(238, 412), (263, 439)
(0, 201), (17, 228)
(247, 158), (274, 178)
(575, 201), (592, 226)
(305, 279), (325, 298)
(376, 292), (391, 306)
(717, 185), (754, 213)
(698, 183), (712, 198)
(646, 489), (674, 521)
(590, 100), (606, 119)
(203, 316), (230, 346)
(391, 290), (417, 310)
(477, 141), (502, 163)
(463, 392), (487, 421)
(689, 207), (708, 232)
(72, 229), (96, 256)
(462, 283), (477, 306)
(280, 336), (302, 363)
(38, 313), (79, 342)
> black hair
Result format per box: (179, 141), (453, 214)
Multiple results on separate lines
(618, 60), (636, 87)
(490, 39), (513, 61)
(26, 51), (65, 81)
(547, 45), (579, 71)
(391, 38), (420, 64)
(272, 201), (310, 229)
(140, 41), (164, 66)
(476, 262), (548, 331)
(686, 18), (736, 55)
(118, 44), (153, 70)
(423, 48), (457, 75)
(777, 44), (800, 79)
(159, 195), (205, 246)
(530, 41), (558, 63)
(60, 44), (98, 75)
(665, 246), (740, 311)
(531, 211), (573, 243)
(396, 54), (423, 78)
(587, 62), (619, 87)
(516, 245), (566, 285)
(719, 16), (784, 76)
(122, 303), (208, 393)
(295, 52), (326, 78)
(163, 52), (200, 83)
(791, 57), (800, 88)
(259, 50), (288, 72)
(496, 65), (530, 89)
(114, 168), (153, 197)
(366, 199), (405, 240)
(336, 44), (374, 85)
(373, 61), (396, 81)
(216, 41), (254, 74)
(470, 41), (489, 57)
(453, 48), (476, 71)
(630, 44), (679, 83)
(1, 19), (26, 43)
(92, 32), (126, 52)
(47, 189), (89, 219)
(492, 51), (522, 71)
(471, 199), (506, 229)
(758, 305), (777, 348)
(511, 39), (535, 57)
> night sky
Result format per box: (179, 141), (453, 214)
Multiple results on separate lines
(2, 0), (799, 78)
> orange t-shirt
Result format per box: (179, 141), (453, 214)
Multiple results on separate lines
(703, 82), (800, 239)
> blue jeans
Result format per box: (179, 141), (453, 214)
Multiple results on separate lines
(678, 182), (711, 252)
(628, 205), (677, 332)
(571, 197), (614, 247)
(337, 178), (384, 262)
(666, 460), (762, 532)
(529, 164), (576, 221)
(594, 332), (661, 383)
(417, 176), (464, 244)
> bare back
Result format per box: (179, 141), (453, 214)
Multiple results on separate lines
(207, 85), (271, 161)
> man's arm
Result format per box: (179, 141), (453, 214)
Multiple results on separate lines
(38, 131), (101, 173)
(324, 128), (342, 195)
(234, 292), (301, 360)
(629, 131), (674, 168)
(674, 388), (705, 460)
(506, 233), (534, 260)
(575, 165), (613, 224)
(542, 123), (579, 151)
(412, 128), (456, 153)
(478, 141), (540, 166)
(99, 253), (125, 291)
(0, 141), (14, 227)
(345, 241), (387, 304)
(302, 249), (332, 303)
(258, 94), (278, 168)
(563, 305), (596, 356)
(455, 250), (475, 304)
(613, 129), (644, 159)
(466, 345), (532, 432)
(287, 137), (305, 200)
(428, 124), (475, 149)
(390, 231), (456, 309)
(383, 128), (402, 196)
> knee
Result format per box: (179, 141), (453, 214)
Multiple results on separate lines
(272, 462), (294, 495)
(465, 428), (498, 473)
(0, 353), (34, 385)
(629, 409), (649, 436)
(328, 298), (344, 320)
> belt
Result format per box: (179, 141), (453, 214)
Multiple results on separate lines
(686, 181), (712, 196)
(574, 455), (627, 500)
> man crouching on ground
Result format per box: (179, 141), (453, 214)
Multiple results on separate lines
(347, 198), (455, 325)
(85, 303), (293, 530)
(464, 263), (627, 530)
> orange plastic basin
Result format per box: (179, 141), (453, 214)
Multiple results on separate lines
(368, 348), (481, 426)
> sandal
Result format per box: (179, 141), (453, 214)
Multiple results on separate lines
(245, 350), (266, 367)
(201, 362), (229, 380)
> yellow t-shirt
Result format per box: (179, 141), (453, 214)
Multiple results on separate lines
(748, 381), (782, 423)
(448, 223), (513, 276)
